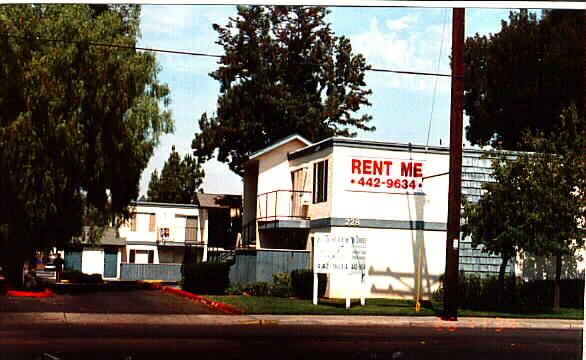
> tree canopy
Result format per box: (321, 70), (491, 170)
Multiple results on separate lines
(0, 5), (173, 284)
(463, 106), (585, 310)
(192, 6), (374, 175)
(147, 146), (205, 204)
(463, 9), (584, 149)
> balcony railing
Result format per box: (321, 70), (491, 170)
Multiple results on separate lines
(157, 226), (202, 245)
(256, 189), (311, 222)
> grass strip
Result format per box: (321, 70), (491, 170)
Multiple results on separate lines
(207, 295), (583, 319)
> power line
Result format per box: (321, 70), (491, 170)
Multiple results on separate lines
(0, 32), (455, 78)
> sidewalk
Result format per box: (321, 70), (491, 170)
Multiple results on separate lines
(1, 312), (582, 330)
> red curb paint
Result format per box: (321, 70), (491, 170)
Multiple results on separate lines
(7, 288), (54, 297)
(149, 283), (244, 314)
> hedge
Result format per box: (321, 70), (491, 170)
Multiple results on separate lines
(433, 273), (584, 311)
(291, 269), (327, 299)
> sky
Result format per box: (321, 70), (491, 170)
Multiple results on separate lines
(136, 4), (533, 197)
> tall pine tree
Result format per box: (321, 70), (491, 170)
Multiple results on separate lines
(147, 146), (205, 204)
(192, 6), (374, 175)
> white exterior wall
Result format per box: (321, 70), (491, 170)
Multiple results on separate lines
(256, 140), (311, 220)
(304, 146), (450, 299)
(329, 146), (449, 222)
(315, 227), (445, 300)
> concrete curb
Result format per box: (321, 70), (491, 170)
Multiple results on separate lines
(0, 312), (581, 330)
(147, 282), (245, 315)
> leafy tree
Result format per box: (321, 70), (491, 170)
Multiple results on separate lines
(147, 145), (205, 204)
(0, 5), (173, 286)
(464, 9), (584, 150)
(461, 151), (522, 308)
(192, 6), (374, 175)
(463, 106), (585, 311)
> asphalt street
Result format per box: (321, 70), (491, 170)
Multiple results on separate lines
(0, 286), (582, 360)
(0, 287), (219, 314)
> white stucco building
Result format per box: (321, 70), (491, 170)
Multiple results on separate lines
(64, 194), (241, 281)
(239, 134), (583, 300)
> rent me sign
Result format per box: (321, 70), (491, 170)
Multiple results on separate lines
(346, 156), (425, 194)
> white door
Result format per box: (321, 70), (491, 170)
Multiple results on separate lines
(82, 249), (104, 276)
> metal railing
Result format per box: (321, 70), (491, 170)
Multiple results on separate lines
(156, 226), (200, 245)
(256, 189), (311, 221)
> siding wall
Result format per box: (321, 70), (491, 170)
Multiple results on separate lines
(120, 263), (182, 281)
(229, 249), (310, 284)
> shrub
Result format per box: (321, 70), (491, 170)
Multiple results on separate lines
(291, 269), (326, 299)
(244, 282), (270, 296)
(433, 273), (523, 311)
(225, 282), (245, 295)
(62, 270), (85, 282)
(182, 263), (231, 295)
(88, 274), (103, 284)
(270, 272), (292, 297)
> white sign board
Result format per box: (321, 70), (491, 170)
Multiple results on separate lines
(313, 234), (368, 308)
(314, 235), (366, 274)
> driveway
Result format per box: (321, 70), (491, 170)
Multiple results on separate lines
(0, 287), (220, 314)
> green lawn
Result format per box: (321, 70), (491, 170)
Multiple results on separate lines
(207, 295), (584, 319)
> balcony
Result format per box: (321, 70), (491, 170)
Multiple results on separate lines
(156, 226), (204, 247)
(256, 190), (311, 230)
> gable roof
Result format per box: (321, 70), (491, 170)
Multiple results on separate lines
(247, 134), (312, 162)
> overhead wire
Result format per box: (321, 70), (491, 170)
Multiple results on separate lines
(425, 8), (449, 150)
(0, 32), (455, 78)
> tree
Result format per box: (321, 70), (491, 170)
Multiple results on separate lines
(192, 6), (374, 175)
(147, 145), (205, 204)
(461, 151), (523, 308)
(463, 106), (585, 311)
(0, 5), (173, 287)
(463, 10), (584, 150)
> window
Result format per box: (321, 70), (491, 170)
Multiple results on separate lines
(313, 160), (328, 203)
(130, 214), (137, 232)
(129, 250), (136, 263)
(149, 214), (156, 232)
(185, 216), (198, 242)
(148, 250), (154, 264)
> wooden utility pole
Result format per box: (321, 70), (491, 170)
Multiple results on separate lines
(443, 7), (465, 321)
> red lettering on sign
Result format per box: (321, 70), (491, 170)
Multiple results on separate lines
(384, 161), (392, 175)
(414, 162), (423, 177)
(363, 160), (372, 175)
(373, 161), (383, 175)
(401, 162), (413, 177)
(352, 159), (361, 174)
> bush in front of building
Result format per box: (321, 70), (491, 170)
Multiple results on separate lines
(270, 272), (292, 297)
(182, 263), (231, 295)
(290, 270), (326, 299)
(520, 279), (584, 309)
(244, 282), (270, 296)
(225, 282), (245, 295)
(433, 273), (584, 312)
(61, 270), (103, 284)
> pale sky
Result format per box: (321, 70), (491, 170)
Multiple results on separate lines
(136, 5), (533, 197)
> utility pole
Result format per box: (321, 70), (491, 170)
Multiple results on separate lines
(443, 7), (465, 321)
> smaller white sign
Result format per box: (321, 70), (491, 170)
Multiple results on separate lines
(314, 235), (367, 275)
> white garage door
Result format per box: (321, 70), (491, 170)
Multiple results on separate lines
(82, 249), (104, 276)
